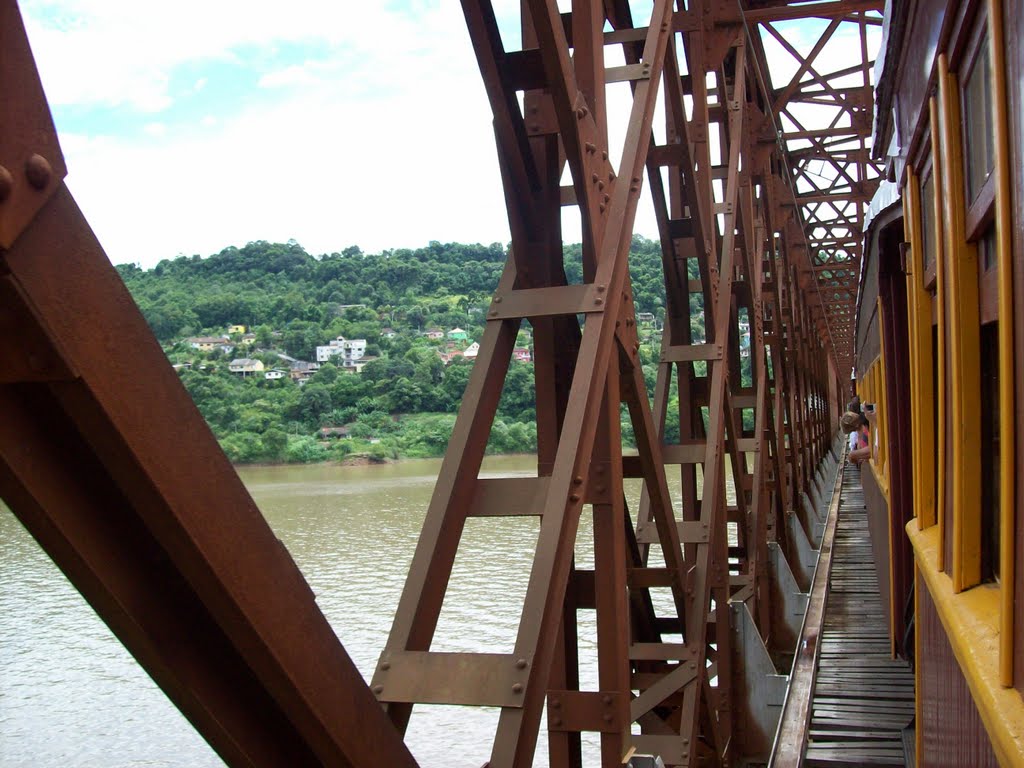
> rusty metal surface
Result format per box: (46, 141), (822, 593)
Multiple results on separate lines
(0, 4), (66, 248)
(378, 0), (870, 766)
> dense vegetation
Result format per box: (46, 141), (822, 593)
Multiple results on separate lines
(118, 237), (704, 464)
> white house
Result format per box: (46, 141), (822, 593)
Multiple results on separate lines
(463, 341), (481, 359)
(264, 369), (286, 380)
(315, 336), (367, 364)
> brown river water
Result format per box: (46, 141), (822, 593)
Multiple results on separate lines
(1, 455), (728, 767)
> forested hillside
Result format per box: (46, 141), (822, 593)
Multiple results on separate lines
(118, 237), (700, 463)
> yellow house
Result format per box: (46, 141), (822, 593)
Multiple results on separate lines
(227, 324), (246, 335)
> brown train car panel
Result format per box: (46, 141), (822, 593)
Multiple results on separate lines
(865, 0), (1024, 763)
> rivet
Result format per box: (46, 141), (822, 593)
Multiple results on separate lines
(595, 297), (604, 305)
(516, 658), (528, 669)
(574, 476), (583, 485)
(551, 698), (561, 709)
(490, 310), (498, 316)
(0, 165), (12, 202)
(552, 716), (562, 726)
(630, 185), (639, 193)
(603, 713), (613, 722)
(25, 154), (52, 190)
(512, 683), (523, 693)
(494, 296), (502, 303)
(570, 493), (580, 502)
(602, 150), (609, 161)
(609, 171), (615, 182)
(596, 485), (606, 493)
(592, 173), (599, 183)
(585, 141), (596, 153)
(599, 204), (606, 213)
(598, 181), (604, 191)
(372, 684), (384, 694)
(576, 105), (589, 119)
(380, 661), (390, 670)
(602, 695), (612, 705)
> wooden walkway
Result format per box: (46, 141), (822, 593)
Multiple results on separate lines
(803, 467), (916, 767)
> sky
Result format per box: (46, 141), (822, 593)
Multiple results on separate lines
(19, 1), (537, 267)
(19, 2), (875, 270)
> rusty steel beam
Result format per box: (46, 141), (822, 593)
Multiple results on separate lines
(0, 6), (418, 768)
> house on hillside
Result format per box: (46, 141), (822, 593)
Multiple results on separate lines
(264, 369), (286, 380)
(381, 328), (397, 339)
(424, 328), (445, 340)
(229, 358), (264, 376)
(227, 324), (247, 335)
(315, 336), (367, 364)
(637, 312), (656, 326)
(447, 328), (469, 342)
(513, 346), (531, 363)
(188, 336), (234, 354)
(241, 333), (257, 346)
(438, 349), (463, 365)
(318, 426), (351, 439)
(288, 360), (320, 383)
(463, 342), (481, 360)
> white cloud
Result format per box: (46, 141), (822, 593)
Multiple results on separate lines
(21, 0), (665, 267)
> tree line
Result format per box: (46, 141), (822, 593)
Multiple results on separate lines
(118, 237), (702, 463)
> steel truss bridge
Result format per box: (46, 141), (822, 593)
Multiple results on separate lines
(0, 1), (881, 765)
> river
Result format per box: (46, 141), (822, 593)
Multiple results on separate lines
(1, 456), (724, 767)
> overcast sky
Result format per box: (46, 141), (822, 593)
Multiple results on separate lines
(20, 2), (872, 269)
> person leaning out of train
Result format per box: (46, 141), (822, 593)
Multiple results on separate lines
(848, 404), (876, 465)
(841, 408), (872, 464)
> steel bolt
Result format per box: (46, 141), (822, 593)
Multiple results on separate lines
(592, 173), (599, 183)
(597, 284), (606, 292)
(372, 684), (384, 694)
(25, 154), (51, 190)
(603, 713), (613, 723)
(552, 716), (562, 726)
(550, 698), (561, 709)
(380, 661), (390, 670)
(602, 695), (612, 705)
(596, 485), (605, 494)
(512, 683), (523, 694)
(516, 658), (527, 669)
(574, 476), (583, 485)
(0, 165), (13, 202)
(595, 297), (604, 305)
(570, 493), (580, 502)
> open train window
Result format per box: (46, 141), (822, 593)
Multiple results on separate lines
(979, 316), (1000, 581)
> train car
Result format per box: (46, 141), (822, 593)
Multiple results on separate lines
(859, 0), (1023, 763)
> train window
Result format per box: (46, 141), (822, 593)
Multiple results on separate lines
(920, 169), (936, 278)
(977, 227), (999, 323)
(961, 34), (994, 205)
(979, 320), (1000, 581)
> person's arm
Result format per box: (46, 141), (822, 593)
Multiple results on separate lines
(849, 444), (871, 464)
